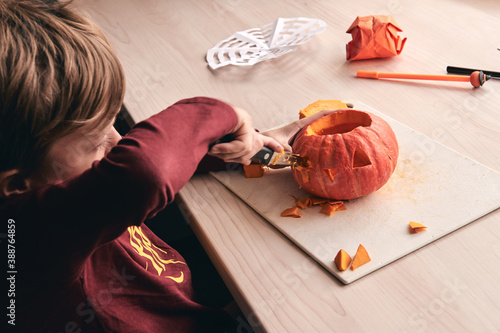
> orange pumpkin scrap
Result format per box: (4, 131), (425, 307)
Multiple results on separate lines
(302, 196), (312, 207)
(299, 100), (348, 119)
(282, 196), (347, 218)
(292, 108), (399, 200)
(351, 244), (371, 270)
(280, 206), (301, 218)
(292, 196), (310, 209)
(334, 249), (352, 271)
(409, 221), (427, 233)
(243, 164), (265, 178)
(296, 200), (307, 209)
(294, 165), (310, 184)
(319, 201), (346, 216)
(319, 204), (336, 216)
(310, 197), (328, 206)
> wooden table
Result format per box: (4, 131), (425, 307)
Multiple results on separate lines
(77, 0), (500, 331)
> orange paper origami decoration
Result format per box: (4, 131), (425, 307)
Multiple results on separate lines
(346, 15), (407, 61)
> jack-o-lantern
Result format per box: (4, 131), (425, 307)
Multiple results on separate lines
(291, 110), (398, 200)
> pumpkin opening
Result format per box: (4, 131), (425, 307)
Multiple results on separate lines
(352, 148), (372, 168)
(305, 111), (372, 136)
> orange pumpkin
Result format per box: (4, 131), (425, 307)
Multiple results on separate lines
(291, 110), (398, 200)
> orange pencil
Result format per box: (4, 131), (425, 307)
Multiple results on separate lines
(357, 70), (489, 88)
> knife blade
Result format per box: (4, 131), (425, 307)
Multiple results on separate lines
(252, 146), (305, 167)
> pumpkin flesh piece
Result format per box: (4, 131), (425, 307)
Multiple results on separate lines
(280, 206), (302, 218)
(334, 249), (352, 271)
(320, 203), (337, 216)
(296, 201), (307, 209)
(319, 201), (345, 216)
(243, 164), (265, 178)
(310, 197), (328, 206)
(351, 244), (371, 270)
(332, 201), (347, 211)
(409, 221), (427, 233)
(302, 196), (312, 207)
(292, 196), (307, 209)
(295, 166), (310, 184)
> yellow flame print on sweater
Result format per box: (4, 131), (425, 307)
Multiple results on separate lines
(128, 226), (186, 283)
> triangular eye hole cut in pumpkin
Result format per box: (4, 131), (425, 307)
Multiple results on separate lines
(352, 148), (372, 168)
(322, 168), (338, 181)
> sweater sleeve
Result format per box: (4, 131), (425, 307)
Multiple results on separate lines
(93, 97), (238, 225)
(1, 97), (237, 275)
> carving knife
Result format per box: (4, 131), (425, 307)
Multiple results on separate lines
(251, 146), (306, 167)
(211, 135), (306, 167)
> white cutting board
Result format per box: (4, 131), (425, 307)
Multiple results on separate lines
(211, 101), (500, 284)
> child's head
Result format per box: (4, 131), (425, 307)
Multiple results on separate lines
(0, 0), (125, 197)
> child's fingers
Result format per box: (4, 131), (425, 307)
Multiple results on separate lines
(209, 103), (291, 164)
(209, 137), (261, 165)
(261, 135), (287, 153)
(209, 141), (248, 158)
(210, 133), (285, 162)
(209, 133), (255, 156)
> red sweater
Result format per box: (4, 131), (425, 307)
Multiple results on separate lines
(1, 97), (238, 332)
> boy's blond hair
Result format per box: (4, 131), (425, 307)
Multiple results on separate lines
(0, 0), (125, 175)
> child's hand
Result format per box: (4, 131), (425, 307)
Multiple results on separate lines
(260, 109), (347, 151)
(208, 106), (284, 165)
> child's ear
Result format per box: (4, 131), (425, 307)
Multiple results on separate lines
(0, 169), (32, 198)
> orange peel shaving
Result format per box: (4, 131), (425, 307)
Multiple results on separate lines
(351, 244), (371, 270)
(334, 249), (352, 271)
(243, 164), (265, 178)
(280, 206), (302, 218)
(409, 221), (427, 233)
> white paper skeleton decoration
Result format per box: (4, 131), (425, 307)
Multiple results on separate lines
(206, 17), (327, 69)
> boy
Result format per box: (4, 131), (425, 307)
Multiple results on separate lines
(1, 0), (334, 332)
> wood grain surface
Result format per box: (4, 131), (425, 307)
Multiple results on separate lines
(76, 0), (500, 332)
